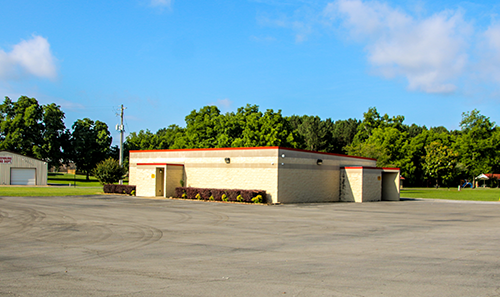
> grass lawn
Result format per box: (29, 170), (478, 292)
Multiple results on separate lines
(0, 172), (131, 197)
(0, 187), (104, 197)
(48, 172), (128, 187)
(400, 187), (500, 201)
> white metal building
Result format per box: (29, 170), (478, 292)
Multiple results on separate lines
(0, 151), (48, 186)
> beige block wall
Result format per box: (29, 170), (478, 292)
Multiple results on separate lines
(277, 149), (340, 203)
(129, 148), (280, 202)
(130, 165), (162, 197)
(340, 168), (363, 202)
(341, 168), (383, 202)
(0, 151), (47, 185)
(382, 171), (400, 201)
(276, 149), (377, 203)
(129, 148), (379, 203)
(165, 165), (184, 197)
(361, 169), (382, 202)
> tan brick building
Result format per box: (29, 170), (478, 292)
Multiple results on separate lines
(129, 147), (400, 203)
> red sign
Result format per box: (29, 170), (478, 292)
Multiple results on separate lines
(0, 157), (12, 164)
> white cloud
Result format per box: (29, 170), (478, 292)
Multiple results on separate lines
(217, 98), (233, 109)
(480, 23), (500, 83)
(0, 35), (57, 80)
(150, 0), (171, 8)
(325, 0), (471, 93)
(257, 7), (317, 43)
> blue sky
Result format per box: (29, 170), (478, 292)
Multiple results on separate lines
(2, 0), (500, 145)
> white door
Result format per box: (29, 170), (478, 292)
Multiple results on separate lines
(11, 168), (36, 185)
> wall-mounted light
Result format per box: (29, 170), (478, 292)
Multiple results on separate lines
(316, 159), (323, 165)
(281, 154), (286, 158)
(225, 158), (230, 164)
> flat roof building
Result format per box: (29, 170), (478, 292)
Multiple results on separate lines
(129, 147), (400, 203)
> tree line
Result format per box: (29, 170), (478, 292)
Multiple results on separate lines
(3, 96), (498, 187)
(0, 96), (116, 180)
(126, 104), (500, 187)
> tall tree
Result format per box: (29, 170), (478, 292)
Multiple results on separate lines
(347, 127), (408, 168)
(352, 107), (405, 143)
(71, 118), (112, 180)
(455, 109), (496, 180)
(330, 118), (360, 154)
(294, 115), (331, 151)
(423, 141), (459, 187)
(0, 96), (43, 157)
(35, 103), (71, 168)
(238, 108), (298, 148)
(183, 106), (221, 148)
(0, 96), (69, 168)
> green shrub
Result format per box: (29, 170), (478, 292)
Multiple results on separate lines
(196, 193), (201, 200)
(180, 179), (185, 187)
(236, 195), (244, 202)
(103, 185), (135, 195)
(251, 195), (263, 204)
(131, 190), (136, 196)
(93, 158), (126, 185)
(182, 193), (187, 199)
(221, 194), (228, 201)
(209, 195), (215, 201)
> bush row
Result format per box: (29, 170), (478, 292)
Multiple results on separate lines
(175, 187), (266, 203)
(104, 184), (136, 195)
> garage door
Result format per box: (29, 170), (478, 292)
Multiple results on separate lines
(11, 168), (36, 185)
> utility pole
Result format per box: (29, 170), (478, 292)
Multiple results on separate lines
(117, 105), (126, 185)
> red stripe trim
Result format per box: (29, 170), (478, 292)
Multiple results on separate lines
(130, 146), (376, 161)
(341, 166), (377, 170)
(341, 166), (400, 170)
(381, 167), (400, 171)
(130, 146), (280, 153)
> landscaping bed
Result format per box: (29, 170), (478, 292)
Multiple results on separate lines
(175, 187), (266, 203)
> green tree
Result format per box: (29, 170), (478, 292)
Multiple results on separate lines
(0, 96), (44, 157)
(35, 103), (71, 168)
(238, 108), (298, 147)
(455, 110), (496, 180)
(71, 118), (112, 180)
(125, 125), (186, 153)
(183, 106), (221, 148)
(353, 107), (405, 143)
(347, 127), (408, 168)
(156, 125), (186, 149)
(93, 158), (126, 185)
(125, 129), (156, 151)
(291, 115), (331, 151)
(401, 127), (458, 186)
(0, 96), (69, 168)
(423, 141), (458, 187)
(330, 118), (360, 154)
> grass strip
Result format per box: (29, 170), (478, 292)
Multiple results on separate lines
(48, 173), (128, 187)
(401, 188), (500, 201)
(0, 187), (104, 197)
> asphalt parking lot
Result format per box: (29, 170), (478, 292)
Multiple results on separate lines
(1, 195), (499, 296)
